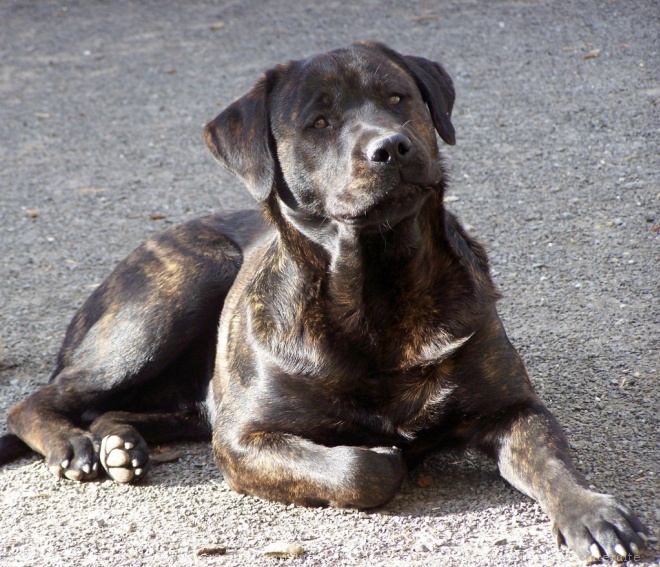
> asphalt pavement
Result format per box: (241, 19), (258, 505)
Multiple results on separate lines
(0, 1), (658, 566)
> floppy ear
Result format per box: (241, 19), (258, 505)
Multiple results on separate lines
(203, 70), (277, 201)
(400, 55), (456, 146)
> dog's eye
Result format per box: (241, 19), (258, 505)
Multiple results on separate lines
(388, 95), (402, 105)
(313, 117), (329, 129)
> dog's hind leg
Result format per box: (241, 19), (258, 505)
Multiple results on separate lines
(8, 378), (106, 481)
(6, 336), (215, 482)
(89, 410), (211, 483)
(6, 217), (242, 481)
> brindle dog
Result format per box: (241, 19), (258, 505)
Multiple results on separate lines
(0, 42), (648, 562)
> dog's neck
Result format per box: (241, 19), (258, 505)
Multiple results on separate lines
(268, 191), (444, 336)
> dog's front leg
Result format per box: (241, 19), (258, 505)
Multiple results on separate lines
(213, 430), (405, 508)
(8, 381), (101, 481)
(486, 404), (648, 562)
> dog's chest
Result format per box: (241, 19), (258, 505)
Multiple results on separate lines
(383, 361), (459, 432)
(311, 315), (467, 423)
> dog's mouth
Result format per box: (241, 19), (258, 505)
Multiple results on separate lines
(333, 184), (432, 229)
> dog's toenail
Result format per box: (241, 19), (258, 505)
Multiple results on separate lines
(49, 465), (64, 478)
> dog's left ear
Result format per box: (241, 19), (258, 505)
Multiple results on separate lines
(203, 69), (277, 201)
(400, 55), (456, 146)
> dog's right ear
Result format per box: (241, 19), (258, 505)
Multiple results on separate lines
(204, 70), (277, 201)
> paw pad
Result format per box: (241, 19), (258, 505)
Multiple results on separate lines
(100, 434), (149, 484)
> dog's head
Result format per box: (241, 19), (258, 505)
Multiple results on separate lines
(204, 41), (455, 230)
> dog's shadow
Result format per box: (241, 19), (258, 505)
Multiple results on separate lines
(384, 450), (528, 519)
(146, 442), (527, 519)
(6, 441), (526, 519)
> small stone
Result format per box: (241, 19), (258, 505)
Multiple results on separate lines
(28, 492), (50, 499)
(415, 474), (433, 488)
(263, 541), (305, 558)
(197, 546), (227, 556)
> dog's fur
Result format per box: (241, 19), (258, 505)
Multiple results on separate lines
(1, 42), (648, 561)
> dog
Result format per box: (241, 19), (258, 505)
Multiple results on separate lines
(0, 41), (648, 562)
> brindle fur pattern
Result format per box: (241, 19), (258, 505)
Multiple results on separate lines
(1, 42), (648, 561)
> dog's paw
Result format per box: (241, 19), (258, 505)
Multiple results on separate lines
(553, 490), (649, 562)
(46, 433), (99, 481)
(99, 433), (150, 484)
(329, 445), (405, 508)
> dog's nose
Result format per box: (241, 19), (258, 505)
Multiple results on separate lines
(366, 133), (412, 164)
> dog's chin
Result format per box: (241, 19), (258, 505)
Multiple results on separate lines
(332, 185), (432, 231)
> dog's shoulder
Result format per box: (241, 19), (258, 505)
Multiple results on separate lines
(442, 210), (491, 276)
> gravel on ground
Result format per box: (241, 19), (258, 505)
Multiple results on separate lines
(1, 1), (658, 566)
